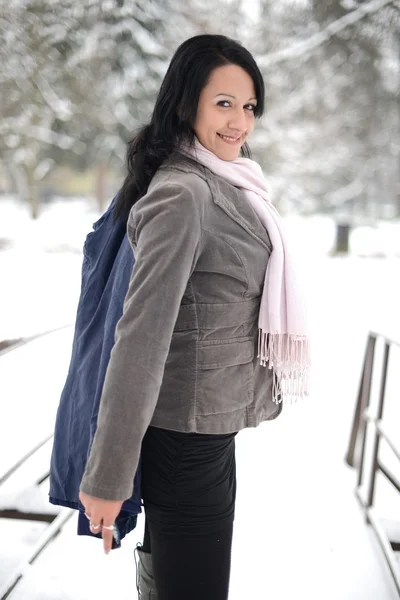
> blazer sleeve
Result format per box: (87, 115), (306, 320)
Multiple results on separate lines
(79, 182), (203, 500)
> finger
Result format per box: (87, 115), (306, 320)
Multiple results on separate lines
(102, 522), (115, 555)
(88, 510), (102, 534)
(90, 521), (102, 533)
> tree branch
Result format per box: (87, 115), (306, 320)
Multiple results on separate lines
(258, 0), (396, 68)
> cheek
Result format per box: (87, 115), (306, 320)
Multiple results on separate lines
(207, 110), (223, 132)
(195, 107), (216, 136)
(246, 116), (255, 135)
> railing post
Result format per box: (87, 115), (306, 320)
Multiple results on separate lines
(366, 342), (390, 509)
(349, 331), (400, 595)
(345, 333), (376, 469)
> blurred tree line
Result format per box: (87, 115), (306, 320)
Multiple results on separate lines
(0, 0), (398, 225)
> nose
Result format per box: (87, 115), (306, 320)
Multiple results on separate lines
(228, 107), (248, 134)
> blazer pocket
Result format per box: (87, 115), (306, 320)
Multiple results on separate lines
(196, 339), (254, 415)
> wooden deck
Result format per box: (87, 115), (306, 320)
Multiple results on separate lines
(1, 314), (399, 599)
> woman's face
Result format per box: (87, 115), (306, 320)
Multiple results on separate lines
(193, 64), (257, 161)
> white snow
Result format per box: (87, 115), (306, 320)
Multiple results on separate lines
(0, 196), (100, 341)
(1, 196), (400, 599)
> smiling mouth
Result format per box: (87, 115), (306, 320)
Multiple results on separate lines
(217, 133), (242, 144)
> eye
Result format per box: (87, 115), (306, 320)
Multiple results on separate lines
(245, 103), (257, 112)
(217, 100), (231, 108)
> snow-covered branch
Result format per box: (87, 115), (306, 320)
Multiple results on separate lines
(325, 178), (365, 207)
(26, 126), (86, 152)
(258, 0), (395, 68)
(35, 76), (72, 122)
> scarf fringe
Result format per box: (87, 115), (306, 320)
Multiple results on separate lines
(258, 330), (311, 405)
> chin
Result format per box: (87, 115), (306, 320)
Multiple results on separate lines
(212, 144), (240, 161)
(217, 150), (241, 161)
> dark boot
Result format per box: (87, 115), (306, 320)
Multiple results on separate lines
(134, 543), (158, 599)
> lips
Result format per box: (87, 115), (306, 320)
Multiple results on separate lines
(217, 133), (242, 144)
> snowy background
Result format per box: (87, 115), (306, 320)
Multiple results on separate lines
(1, 196), (400, 599)
(1, 0), (399, 597)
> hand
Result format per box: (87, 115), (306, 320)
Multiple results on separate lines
(79, 491), (124, 554)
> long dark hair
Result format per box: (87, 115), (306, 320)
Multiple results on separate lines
(114, 34), (265, 221)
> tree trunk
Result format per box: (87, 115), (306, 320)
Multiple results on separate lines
(333, 222), (351, 255)
(95, 161), (108, 213)
(25, 164), (40, 219)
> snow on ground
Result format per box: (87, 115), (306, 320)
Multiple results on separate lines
(1, 195), (400, 342)
(1, 196), (400, 599)
(0, 196), (100, 341)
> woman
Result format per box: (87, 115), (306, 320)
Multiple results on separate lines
(79, 34), (310, 600)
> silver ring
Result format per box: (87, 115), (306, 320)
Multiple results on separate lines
(90, 521), (101, 530)
(102, 524), (115, 531)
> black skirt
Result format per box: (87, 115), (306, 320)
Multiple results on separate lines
(140, 425), (237, 537)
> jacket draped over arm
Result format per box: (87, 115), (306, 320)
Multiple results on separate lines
(80, 182), (203, 500)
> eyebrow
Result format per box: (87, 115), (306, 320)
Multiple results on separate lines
(215, 93), (257, 102)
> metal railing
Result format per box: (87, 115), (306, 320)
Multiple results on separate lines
(0, 433), (74, 599)
(0, 323), (72, 358)
(346, 331), (400, 596)
(0, 327), (74, 599)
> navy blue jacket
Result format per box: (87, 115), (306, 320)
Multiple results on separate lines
(49, 195), (141, 547)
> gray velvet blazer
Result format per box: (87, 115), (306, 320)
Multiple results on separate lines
(80, 152), (282, 501)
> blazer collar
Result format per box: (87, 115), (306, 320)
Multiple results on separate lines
(163, 153), (272, 253)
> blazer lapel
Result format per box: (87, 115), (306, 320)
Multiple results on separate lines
(168, 153), (273, 253)
(207, 173), (273, 253)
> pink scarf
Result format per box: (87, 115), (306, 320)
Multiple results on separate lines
(183, 139), (311, 404)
